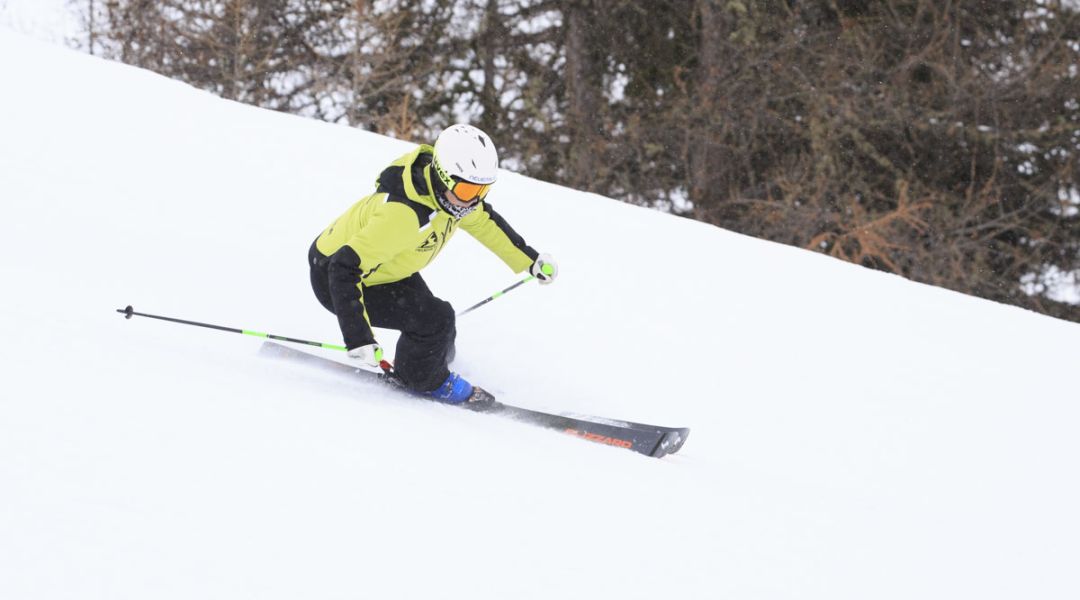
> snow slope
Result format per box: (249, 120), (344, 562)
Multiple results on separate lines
(1, 32), (1078, 600)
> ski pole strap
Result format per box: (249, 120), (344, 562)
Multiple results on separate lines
(116, 305), (347, 351)
(457, 275), (536, 317)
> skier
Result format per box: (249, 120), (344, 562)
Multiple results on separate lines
(308, 124), (557, 405)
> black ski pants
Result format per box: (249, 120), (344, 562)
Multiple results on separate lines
(309, 240), (455, 393)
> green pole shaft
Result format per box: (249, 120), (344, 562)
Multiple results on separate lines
(457, 275), (536, 317)
(118, 272), (541, 350)
(115, 305), (347, 351)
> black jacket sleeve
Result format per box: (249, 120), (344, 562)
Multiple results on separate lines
(327, 245), (376, 350)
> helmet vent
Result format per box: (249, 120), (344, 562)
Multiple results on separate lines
(477, 135), (487, 147)
(455, 162), (464, 172)
(471, 159), (478, 168)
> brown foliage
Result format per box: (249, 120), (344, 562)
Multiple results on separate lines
(678, 0), (1080, 321)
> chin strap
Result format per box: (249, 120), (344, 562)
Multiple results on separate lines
(435, 192), (478, 219)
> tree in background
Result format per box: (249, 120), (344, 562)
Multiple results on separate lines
(72, 0), (1080, 322)
(76, 0), (456, 135)
(674, 0), (1079, 321)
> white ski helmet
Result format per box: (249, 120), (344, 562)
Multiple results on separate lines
(432, 123), (499, 189)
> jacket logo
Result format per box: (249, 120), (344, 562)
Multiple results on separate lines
(417, 231), (439, 252)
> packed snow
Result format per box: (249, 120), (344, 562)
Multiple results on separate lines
(2, 32), (1078, 600)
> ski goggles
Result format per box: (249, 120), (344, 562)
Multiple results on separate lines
(448, 178), (492, 203)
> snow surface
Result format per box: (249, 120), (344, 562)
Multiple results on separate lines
(2, 32), (1079, 600)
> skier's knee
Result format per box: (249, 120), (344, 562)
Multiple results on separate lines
(434, 298), (456, 335)
(414, 297), (455, 337)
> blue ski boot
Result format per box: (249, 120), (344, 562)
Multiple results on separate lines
(427, 372), (474, 404)
(427, 372), (497, 410)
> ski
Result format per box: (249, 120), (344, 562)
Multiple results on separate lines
(258, 341), (689, 458)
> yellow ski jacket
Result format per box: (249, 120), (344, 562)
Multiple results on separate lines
(313, 144), (538, 349)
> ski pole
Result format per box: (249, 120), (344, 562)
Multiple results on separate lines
(115, 305), (347, 351)
(118, 269), (545, 348)
(457, 274), (540, 317)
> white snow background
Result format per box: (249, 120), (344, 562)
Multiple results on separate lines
(0, 0), (77, 44)
(2, 31), (1079, 600)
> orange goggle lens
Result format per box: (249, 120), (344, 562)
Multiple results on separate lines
(451, 180), (492, 202)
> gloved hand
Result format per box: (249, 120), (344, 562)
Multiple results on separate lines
(530, 253), (558, 285)
(347, 343), (384, 367)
